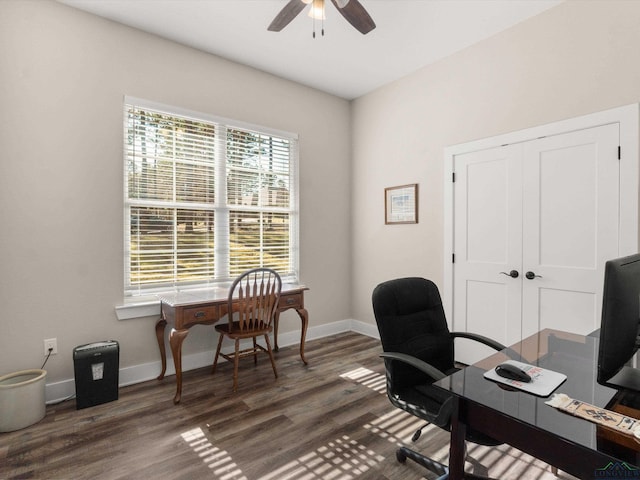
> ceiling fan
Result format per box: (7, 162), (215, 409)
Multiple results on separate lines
(268, 0), (376, 36)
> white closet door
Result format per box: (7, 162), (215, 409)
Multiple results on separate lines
(521, 124), (620, 339)
(453, 144), (523, 364)
(452, 123), (620, 366)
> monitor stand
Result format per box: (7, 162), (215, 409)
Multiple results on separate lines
(604, 366), (640, 394)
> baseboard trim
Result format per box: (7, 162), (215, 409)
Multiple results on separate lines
(350, 319), (380, 339)
(45, 319), (376, 404)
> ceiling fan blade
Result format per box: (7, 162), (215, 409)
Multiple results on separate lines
(330, 0), (375, 34)
(268, 0), (307, 32)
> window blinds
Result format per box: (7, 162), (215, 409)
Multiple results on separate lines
(124, 98), (298, 296)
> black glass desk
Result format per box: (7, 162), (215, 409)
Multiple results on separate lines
(433, 329), (640, 479)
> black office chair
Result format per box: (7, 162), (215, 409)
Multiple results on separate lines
(372, 277), (506, 479)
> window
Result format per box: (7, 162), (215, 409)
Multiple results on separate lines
(124, 97), (298, 297)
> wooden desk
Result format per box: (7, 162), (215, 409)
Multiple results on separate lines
(155, 284), (309, 403)
(434, 329), (640, 479)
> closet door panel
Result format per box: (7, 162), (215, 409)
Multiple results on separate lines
(453, 145), (522, 365)
(521, 124), (620, 338)
(537, 289), (596, 334)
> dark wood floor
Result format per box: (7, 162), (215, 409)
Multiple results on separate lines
(1, 332), (575, 480)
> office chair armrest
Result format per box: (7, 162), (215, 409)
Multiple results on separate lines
(450, 332), (526, 363)
(450, 331), (506, 351)
(380, 352), (447, 381)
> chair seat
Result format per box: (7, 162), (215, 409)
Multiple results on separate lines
(215, 320), (272, 339)
(399, 385), (454, 425)
(393, 377), (501, 447)
(392, 365), (460, 422)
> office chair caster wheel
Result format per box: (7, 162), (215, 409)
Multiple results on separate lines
(396, 449), (407, 463)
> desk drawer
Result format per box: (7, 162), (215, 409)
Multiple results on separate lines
(278, 293), (303, 310)
(181, 305), (219, 326)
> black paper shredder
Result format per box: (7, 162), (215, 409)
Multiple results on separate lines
(73, 340), (119, 409)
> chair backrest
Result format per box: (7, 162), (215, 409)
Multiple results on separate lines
(372, 277), (454, 390)
(228, 268), (282, 331)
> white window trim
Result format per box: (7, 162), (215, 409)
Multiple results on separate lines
(125, 96), (298, 141)
(116, 97), (299, 319)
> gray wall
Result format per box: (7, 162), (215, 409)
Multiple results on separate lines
(5, 0), (640, 392)
(0, 0), (352, 385)
(351, 0), (640, 324)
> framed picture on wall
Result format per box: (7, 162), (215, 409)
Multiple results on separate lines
(385, 183), (418, 224)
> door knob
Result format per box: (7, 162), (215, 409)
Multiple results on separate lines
(525, 271), (542, 280)
(500, 270), (519, 278)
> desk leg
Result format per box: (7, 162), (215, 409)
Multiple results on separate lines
(449, 396), (466, 480)
(296, 307), (309, 365)
(273, 311), (281, 352)
(169, 328), (189, 404)
(272, 307), (309, 365)
(155, 318), (167, 380)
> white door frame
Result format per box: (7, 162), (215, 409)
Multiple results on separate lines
(443, 103), (639, 328)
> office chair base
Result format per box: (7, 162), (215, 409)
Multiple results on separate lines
(395, 446), (498, 480)
(396, 446), (448, 478)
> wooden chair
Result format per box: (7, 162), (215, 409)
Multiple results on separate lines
(213, 268), (282, 392)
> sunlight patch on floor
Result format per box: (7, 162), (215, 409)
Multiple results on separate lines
(182, 428), (386, 480)
(339, 367), (453, 467)
(339, 367), (386, 394)
(363, 408), (438, 444)
(258, 435), (385, 480)
(181, 427), (247, 480)
(465, 443), (560, 480)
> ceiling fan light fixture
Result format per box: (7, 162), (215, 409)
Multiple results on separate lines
(307, 0), (326, 20)
(268, 0), (375, 36)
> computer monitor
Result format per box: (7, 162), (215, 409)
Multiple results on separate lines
(597, 253), (640, 391)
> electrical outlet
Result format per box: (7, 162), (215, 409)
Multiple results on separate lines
(44, 338), (57, 356)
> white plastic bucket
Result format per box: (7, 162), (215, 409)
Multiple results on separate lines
(0, 369), (47, 432)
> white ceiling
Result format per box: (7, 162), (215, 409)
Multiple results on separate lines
(59, 0), (563, 100)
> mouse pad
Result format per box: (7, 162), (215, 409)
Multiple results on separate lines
(483, 360), (567, 397)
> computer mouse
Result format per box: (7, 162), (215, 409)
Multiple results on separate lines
(495, 363), (532, 383)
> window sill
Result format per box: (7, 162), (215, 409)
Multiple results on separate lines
(115, 300), (160, 320)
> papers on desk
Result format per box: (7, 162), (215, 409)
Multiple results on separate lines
(546, 393), (640, 439)
(483, 360), (567, 397)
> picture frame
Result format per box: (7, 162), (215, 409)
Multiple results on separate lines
(385, 183), (418, 224)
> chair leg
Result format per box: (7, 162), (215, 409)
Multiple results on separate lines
(264, 334), (278, 379)
(212, 332), (224, 374)
(253, 336), (258, 365)
(232, 338), (240, 392)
